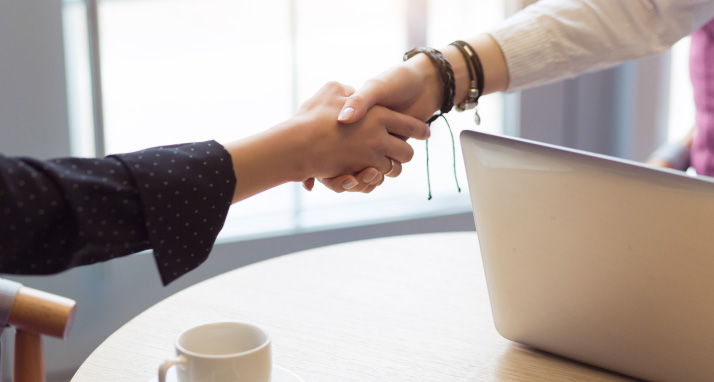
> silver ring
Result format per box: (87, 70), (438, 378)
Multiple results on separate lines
(383, 159), (396, 176)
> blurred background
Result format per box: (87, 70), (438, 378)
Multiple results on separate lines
(0, 0), (694, 380)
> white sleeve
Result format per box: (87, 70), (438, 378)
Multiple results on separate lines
(488, 0), (714, 91)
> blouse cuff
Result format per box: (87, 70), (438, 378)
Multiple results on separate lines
(111, 141), (235, 285)
(487, 9), (558, 92)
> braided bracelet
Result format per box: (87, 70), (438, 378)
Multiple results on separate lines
(403, 47), (456, 124)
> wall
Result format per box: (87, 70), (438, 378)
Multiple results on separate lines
(511, 56), (670, 161)
(0, 0), (71, 158)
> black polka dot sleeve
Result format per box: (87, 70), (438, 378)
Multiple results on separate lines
(0, 141), (236, 286)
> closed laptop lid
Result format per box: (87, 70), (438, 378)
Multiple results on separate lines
(460, 129), (714, 382)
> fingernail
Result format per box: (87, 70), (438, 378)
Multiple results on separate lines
(363, 168), (379, 183)
(337, 107), (354, 121)
(342, 178), (359, 189)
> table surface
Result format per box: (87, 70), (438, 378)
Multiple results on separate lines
(72, 232), (639, 381)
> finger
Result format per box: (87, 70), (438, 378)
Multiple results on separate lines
(360, 167), (382, 185)
(337, 81), (384, 123)
(347, 168), (381, 191)
(382, 134), (415, 165)
(318, 175), (368, 193)
(360, 183), (378, 194)
(333, 175), (361, 191)
(316, 176), (346, 193)
(302, 178), (315, 191)
(343, 84), (356, 97)
(381, 107), (430, 140)
(361, 173), (386, 193)
(319, 167), (385, 193)
(369, 172), (384, 186)
(339, 168), (380, 191)
(384, 160), (403, 178)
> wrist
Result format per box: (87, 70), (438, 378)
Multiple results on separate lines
(268, 118), (313, 182)
(441, 45), (470, 106)
(406, 53), (443, 115)
(223, 119), (310, 203)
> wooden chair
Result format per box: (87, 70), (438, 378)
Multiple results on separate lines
(5, 286), (76, 382)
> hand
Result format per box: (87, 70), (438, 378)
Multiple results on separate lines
(645, 158), (676, 169)
(315, 36), (509, 193)
(313, 162), (403, 194)
(304, 57), (441, 193)
(645, 126), (695, 171)
(338, 54), (442, 124)
(224, 81), (429, 203)
(293, 82), (429, 182)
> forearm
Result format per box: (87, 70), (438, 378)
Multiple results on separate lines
(0, 141), (234, 285)
(440, 34), (509, 102)
(0, 155), (151, 274)
(488, 0), (714, 91)
(409, 0), (713, 106)
(401, 34), (509, 116)
(224, 119), (309, 204)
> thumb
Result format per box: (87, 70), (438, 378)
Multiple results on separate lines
(302, 178), (315, 191)
(337, 82), (383, 124)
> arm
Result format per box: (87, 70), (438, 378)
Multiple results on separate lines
(646, 127), (695, 170)
(490, 0), (714, 91)
(225, 81), (429, 202)
(342, 0), (713, 121)
(0, 82), (429, 285)
(0, 142), (235, 286)
(322, 0), (714, 192)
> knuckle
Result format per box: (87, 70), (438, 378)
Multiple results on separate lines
(372, 173), (384, 185)
(392, 163), (402, 177)
(367, 78), (387, 96)
(372, 106), (389, 125)
(403, 146), (415, 163)
(418, 122), (429, 139)
(375, 136), (390, 154)
(324, 81), (344, 93)
(406, 120), (418, 137)
(349, 93), (366, 108)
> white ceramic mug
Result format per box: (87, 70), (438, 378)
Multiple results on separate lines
(159, 321), (271, 382)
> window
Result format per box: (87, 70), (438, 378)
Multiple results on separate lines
(63, 0), (508, 240)
(667, 37), (695, 142)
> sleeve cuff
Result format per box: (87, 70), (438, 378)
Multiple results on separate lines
(111, 141), (236, 285)
(487, 9), (559, 92)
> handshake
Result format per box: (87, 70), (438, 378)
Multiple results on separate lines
(227, 52), (452, 203)
(295, 81), (431, 194)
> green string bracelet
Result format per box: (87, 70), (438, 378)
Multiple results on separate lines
(425, 114), (461, 200)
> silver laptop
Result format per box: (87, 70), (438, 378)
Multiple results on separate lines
(460, 129), (714, 382)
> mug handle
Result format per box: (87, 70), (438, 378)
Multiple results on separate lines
(159, 356), (187, 382)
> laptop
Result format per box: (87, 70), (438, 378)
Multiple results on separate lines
(460, 130), (714, 382)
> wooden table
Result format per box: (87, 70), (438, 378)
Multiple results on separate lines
(72, 232), (638, 381)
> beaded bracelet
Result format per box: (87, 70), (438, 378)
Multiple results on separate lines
(403, 47), (456, 124)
